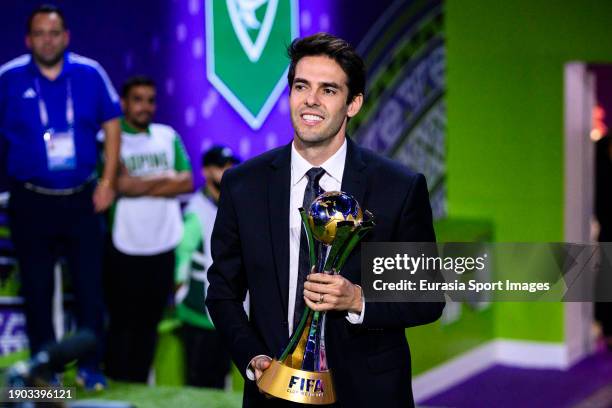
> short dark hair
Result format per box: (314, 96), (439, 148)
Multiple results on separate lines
(121, 75), (156, 98)
(27, 4), (67, 33)
(287, 33), (366, 103)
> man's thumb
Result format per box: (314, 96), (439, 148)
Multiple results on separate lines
(256, 358), (271, 370)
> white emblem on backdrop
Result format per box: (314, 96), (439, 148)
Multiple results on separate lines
(226, 0), (279, 62)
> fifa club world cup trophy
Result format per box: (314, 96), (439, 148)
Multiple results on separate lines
(257, 191), (375, 404)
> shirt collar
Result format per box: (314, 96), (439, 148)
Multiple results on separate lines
(291, 138), (347, 186)
(121, 117), (151, 135)
(28, 51), (71, 79)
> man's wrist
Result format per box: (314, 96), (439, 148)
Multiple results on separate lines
(98, 177), (114, 190)
(350, 284), (363, 314)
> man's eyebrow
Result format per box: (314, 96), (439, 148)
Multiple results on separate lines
(293, 78), (342, 89)
(321, 81), (341, 89)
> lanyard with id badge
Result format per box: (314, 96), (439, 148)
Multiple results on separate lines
(35, 78), (77, 171)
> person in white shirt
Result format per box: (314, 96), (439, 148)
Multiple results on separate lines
(103, 76), (193, 382)
(174, 145), (239, 387)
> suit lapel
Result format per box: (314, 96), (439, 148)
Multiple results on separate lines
(268, 143), (292, 319)
(340, 138), (368, 280)
(341, 138), (367, 207)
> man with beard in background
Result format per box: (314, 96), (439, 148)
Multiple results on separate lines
(103, 75), (193, 382)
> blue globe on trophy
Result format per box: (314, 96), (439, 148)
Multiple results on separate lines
(308, 191), (363, 245)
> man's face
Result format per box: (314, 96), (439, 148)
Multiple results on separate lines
(122, 85), (156, 130)
(203, 162), (234, 190)
(289, 55), (362, 146)
(26, 13), (69, 67)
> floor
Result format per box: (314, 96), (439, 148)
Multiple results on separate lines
(421, 348), (612, 408)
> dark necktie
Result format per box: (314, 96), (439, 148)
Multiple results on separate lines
(293, 167), (326, 332)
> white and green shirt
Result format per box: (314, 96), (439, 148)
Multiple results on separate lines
(112, 119), (192, 255)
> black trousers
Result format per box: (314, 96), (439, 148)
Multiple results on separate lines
(8, 183), (105, 368)
(180, 324), (231, 388)
(104, 244), (174, 382)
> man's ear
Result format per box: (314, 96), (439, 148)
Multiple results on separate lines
(63, 29), (71, 48)
(347, 94), (364, 118)
(202, 166), (211, 181)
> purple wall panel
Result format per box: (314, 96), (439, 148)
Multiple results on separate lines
(0, 0), (396, 187)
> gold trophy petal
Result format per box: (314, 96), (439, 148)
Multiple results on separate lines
(257, 191), (374, 405)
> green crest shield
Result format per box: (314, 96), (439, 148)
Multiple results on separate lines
(206, 0), (299, 129)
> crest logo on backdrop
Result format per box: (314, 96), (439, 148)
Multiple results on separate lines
(206, 0), (299, 129)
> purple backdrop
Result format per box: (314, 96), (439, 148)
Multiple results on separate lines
(0, 0), (396, 187)
(0, 1), (446, 355)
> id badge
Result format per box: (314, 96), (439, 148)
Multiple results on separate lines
(43, 128), (76, 171)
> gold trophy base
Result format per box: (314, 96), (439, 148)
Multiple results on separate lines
(257, 360), (336, 405)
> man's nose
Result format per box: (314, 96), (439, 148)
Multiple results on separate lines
(305, 89), (320, 106)
(41, 32), (57, 41)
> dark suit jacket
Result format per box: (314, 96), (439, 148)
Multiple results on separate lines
(206, 138), (445, 407)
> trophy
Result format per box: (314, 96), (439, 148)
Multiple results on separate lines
(257, 191), (375, 404)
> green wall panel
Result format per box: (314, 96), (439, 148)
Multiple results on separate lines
(444, 0), (612, 345)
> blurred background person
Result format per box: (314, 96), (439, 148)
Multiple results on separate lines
(0, 4), (121, 390)
(103, 75), (193, 382)
(174, 145), (239, 388)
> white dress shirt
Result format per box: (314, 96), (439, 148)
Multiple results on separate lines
(287, 139), (364, 335)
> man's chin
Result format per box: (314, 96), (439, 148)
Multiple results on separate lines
(131, 120), (151, 130)
(296, 132), (330, 146)
(34, 53), (64, 68)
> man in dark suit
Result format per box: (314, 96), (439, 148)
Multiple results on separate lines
(206, 33), (444, 407)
